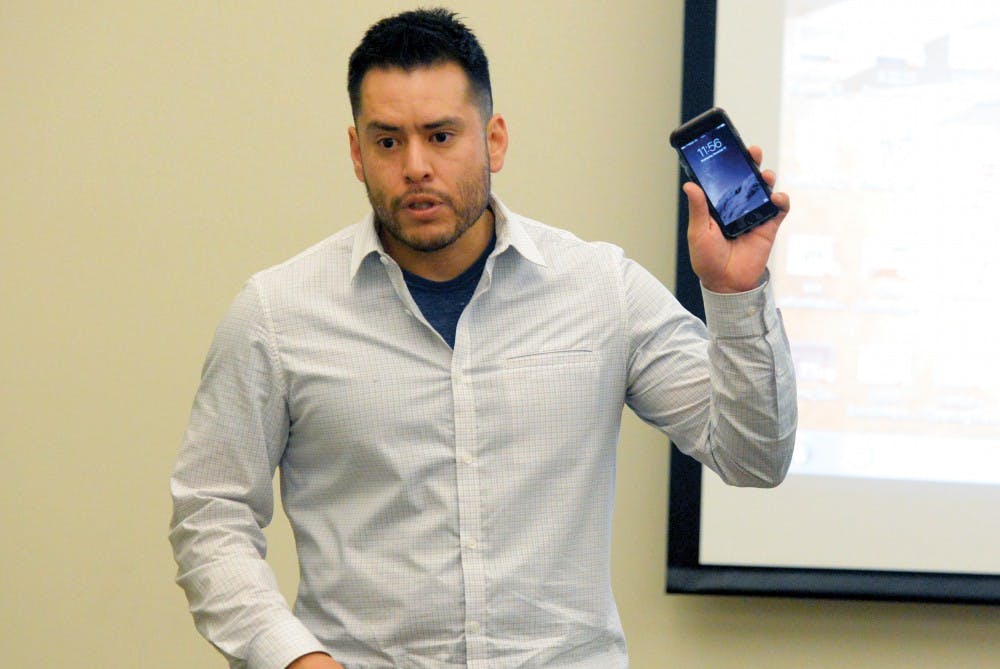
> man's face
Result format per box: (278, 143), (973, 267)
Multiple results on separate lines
(349, 62), (507, 256)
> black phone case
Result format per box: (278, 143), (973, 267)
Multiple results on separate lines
(670, 107), (778, 238)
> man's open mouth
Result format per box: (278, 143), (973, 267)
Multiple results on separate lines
(400, 192), (447, 212)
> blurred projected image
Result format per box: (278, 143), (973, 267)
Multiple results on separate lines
(773, 0), (1000, 485)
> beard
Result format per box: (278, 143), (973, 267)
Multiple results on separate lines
(366, 163), (491, 254)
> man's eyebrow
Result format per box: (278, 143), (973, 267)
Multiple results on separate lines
(364, 117), (465, 134)
(422, 117), (464, 130)
(365, 120), (401, 134)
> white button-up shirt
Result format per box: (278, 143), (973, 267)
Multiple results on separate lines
(170, 196), (796, 669)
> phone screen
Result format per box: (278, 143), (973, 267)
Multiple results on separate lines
(679, 121), (771, 228)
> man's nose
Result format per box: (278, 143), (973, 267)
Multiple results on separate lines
(403, 142), (432, 183)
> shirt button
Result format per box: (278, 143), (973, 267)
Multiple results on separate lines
(469, 621), (481, 634)
(461, 453), (473, 464)
(466, 538), (478, 549)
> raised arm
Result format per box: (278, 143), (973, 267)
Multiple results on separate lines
(625, 146), (796, 485)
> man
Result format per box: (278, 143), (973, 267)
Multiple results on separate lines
(170, 8), (796, 669)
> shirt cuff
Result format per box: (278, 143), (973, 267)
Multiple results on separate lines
(700, 269), (779, 338)
(246, 616), (328, 669)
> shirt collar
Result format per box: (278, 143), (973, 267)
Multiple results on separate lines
(489, 195), (547, 269)
(349, 193), (547, 280)
(349, 210), (384, 279)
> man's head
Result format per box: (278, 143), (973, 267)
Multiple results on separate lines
(346, 8), (508, 278)
(348, 8), (493, 124)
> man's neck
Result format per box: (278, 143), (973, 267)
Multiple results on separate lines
(383, 207), (495, 282)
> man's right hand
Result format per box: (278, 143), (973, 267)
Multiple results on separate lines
(287, 652), (345, 669)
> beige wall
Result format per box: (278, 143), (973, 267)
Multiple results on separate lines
(2, 2), (998, 667)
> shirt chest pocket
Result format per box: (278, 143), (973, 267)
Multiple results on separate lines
(493, 349), (602, 446)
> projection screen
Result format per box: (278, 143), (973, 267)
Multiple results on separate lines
(667, 0), (1000, 604)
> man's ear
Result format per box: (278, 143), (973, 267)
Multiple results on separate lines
(348, 126), (366, 183)
(486, 114), (508, 174)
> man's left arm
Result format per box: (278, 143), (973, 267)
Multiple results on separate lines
(623, 262), (797, 487)
(623, 146), (796, 486)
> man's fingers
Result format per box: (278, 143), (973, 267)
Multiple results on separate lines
(682, 181), (710, 230)
(682, 180), (705, 203)
(771, 190), (790, 214)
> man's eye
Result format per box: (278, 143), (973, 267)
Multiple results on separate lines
(431, 132), (451, 143)
(377, 138), (397, 149)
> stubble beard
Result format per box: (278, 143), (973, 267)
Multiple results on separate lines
(368, 164), (491, 254)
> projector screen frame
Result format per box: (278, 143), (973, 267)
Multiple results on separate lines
(665, 0), (1000, 606)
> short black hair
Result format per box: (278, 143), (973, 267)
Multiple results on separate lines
(347, 8), (493, 122)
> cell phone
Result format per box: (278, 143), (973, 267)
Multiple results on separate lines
(669, 107), (780, 238)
